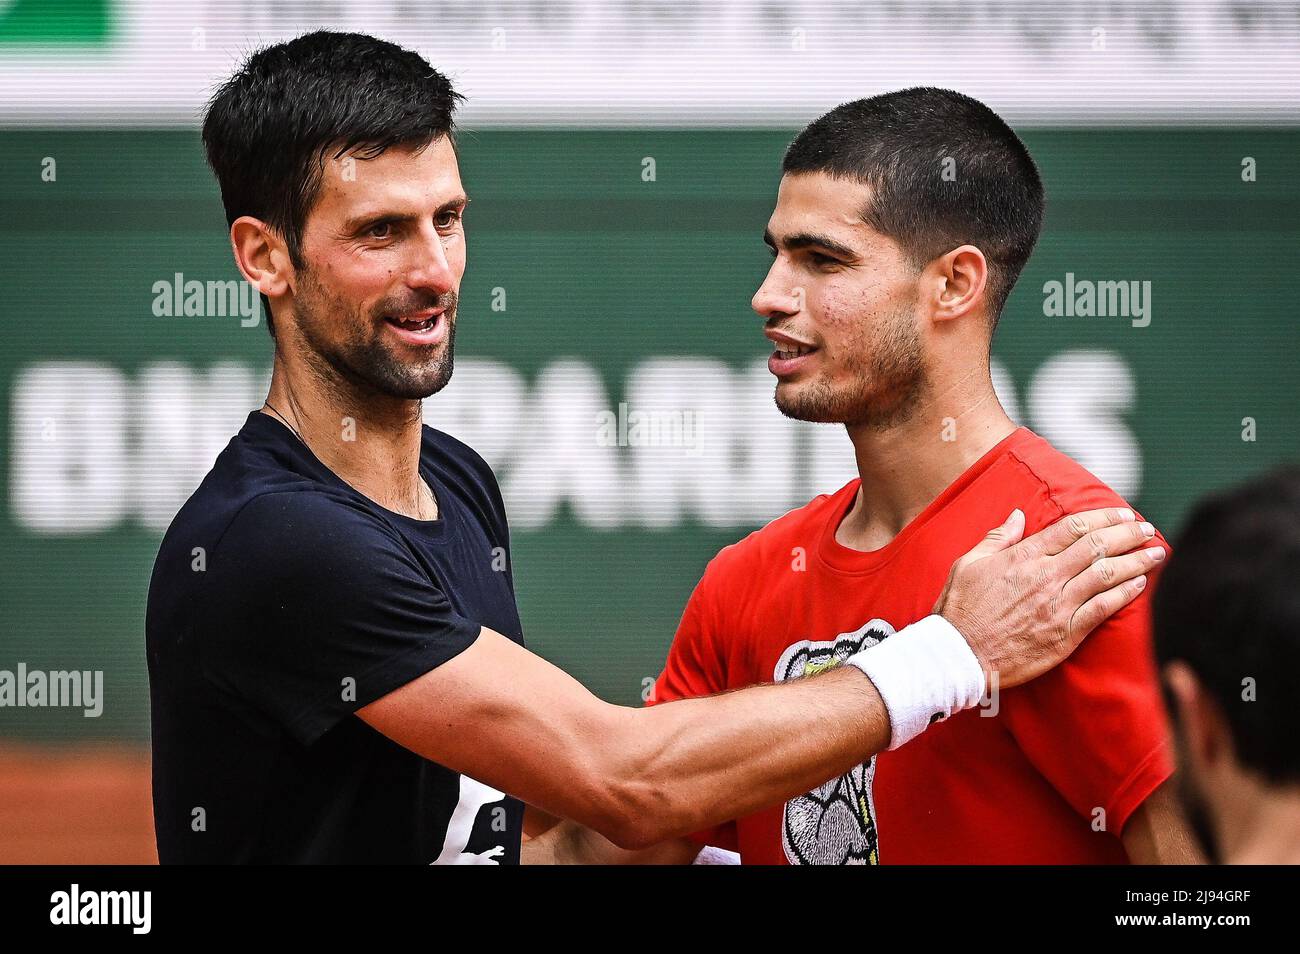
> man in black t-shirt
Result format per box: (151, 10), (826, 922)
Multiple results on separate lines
(145, 31), (1160, 863)
(148, 416), (524, 862)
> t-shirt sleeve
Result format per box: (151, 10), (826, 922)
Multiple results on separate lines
(1000, 517), (1175, 836)
(647, 560), (740, 853)
(197, 490), (482, 747)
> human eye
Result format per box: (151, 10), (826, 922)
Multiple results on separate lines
(434, 208), (463, 231)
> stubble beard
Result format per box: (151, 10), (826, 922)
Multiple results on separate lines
(292, 264), (458, 402)
(774, 303), (926, 429)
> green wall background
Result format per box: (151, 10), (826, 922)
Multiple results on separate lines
(2, 128), (1297, 742)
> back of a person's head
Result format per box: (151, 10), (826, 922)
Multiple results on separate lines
(1154, 466), (1300, 784)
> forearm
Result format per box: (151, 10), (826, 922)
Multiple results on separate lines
(599, 666), (890, 848)
(362, 627), (893, 850)
(360, 628), (882, 849)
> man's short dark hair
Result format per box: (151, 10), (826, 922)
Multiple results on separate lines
(202, 31), (462, 335)
(1153, 466), (1300, 785)
(782, 87), (1045, 328)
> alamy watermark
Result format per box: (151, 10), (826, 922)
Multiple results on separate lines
(50, 884), (150, 934)
(595, 402), (702, 455)
(152, 272), (262, 328)
(0, 663), (103, 717)
(1042, 272), (1151, 328)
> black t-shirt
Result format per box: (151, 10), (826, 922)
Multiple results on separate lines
(146, 411), (525, 863)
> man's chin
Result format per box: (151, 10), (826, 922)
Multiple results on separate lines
(341, 343), (455, 401)
(774, 382), (852, 424)
(377, 363), (454, 400)
(774, 377), (923, 429)
(775, 399), (841, 424)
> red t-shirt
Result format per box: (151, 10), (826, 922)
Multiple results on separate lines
(651, 427), (1173, 864)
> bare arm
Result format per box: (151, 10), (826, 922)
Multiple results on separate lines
(361, 630), (889, 848)
(359, 507), (1160, 850)
(1121, 781), (1206, 864)
(524, 820), (700, 865)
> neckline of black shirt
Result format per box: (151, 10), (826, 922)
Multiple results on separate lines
(244, 409), (453, 540)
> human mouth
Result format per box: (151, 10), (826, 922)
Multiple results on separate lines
(772, 342), (816, 360)
(383, 308), (448, 346)
(765, 331), (819, 376)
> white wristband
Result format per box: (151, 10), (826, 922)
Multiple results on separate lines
(846, 615), (986, 750)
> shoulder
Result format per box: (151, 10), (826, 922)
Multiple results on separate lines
(150, 488), (421, 649)
(212, 489), (410, 584)
(425, 425), (495, 479)
(700, 481), (858, 587)
(167, 413), (335, 534)
(1000, 430), (1156, 534)
(666, 483), (855, 672)
(424, 426), (503, 500)
(228, 486), (387, 532)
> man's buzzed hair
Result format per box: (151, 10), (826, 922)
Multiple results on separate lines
(783, 87), (1045, 330)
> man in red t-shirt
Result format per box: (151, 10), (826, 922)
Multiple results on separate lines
(651, 428), (1174, 864)
(525, 88), (1198, 864)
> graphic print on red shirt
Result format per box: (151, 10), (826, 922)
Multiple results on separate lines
(651, 428), (1173, 864)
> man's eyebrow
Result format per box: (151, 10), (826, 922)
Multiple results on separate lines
(342, 194), (470, 233)
(768, 230), (859, 260)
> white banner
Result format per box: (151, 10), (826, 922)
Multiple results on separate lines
(1, 0), (1299, 126)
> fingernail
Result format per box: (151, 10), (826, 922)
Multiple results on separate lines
(1134, 575), (1147, 591)
(1147, 546), (1166, 562)
(1118, 508), (1135, 522)
(1140, 522), (1155, 537)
